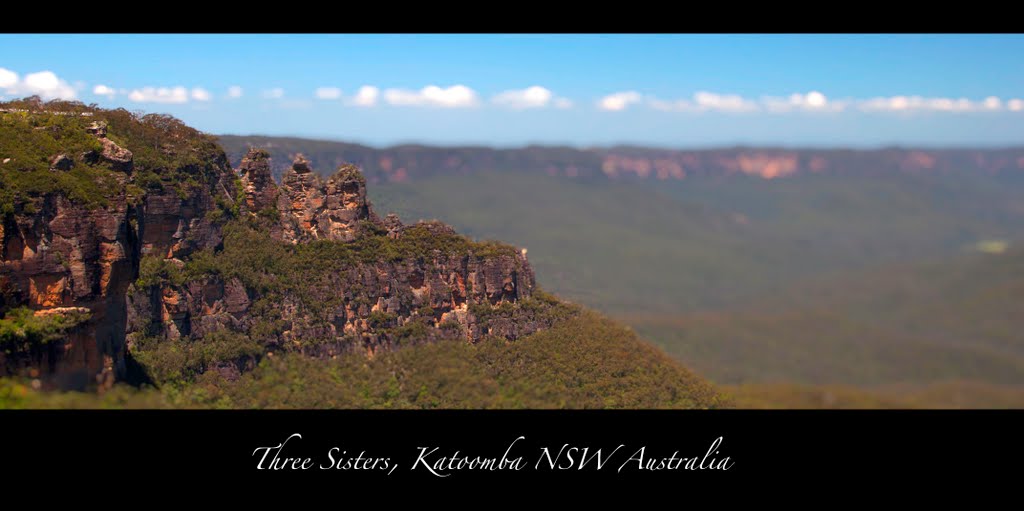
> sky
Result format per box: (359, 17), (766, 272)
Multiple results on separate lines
(2, 34), (1023, 148)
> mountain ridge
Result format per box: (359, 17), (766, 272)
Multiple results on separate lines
(218, 134), (1024, 183)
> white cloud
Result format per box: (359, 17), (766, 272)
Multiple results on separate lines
(640, 90), (1022, 115)
(693, 91), (759, 112)
(804, 91), (827, 108)
(263, 88), (285, 99)
(0, 69), (77, 100)
(93, 84), (116, 98)
(126, 86), (214, 104)
(190, 87), (212, 102)
(227, 86), (244, 99)
(491, 86), (553, 109)
(128, 86), (189, 104)
(857, 95), (1003, 113)
(553, 97), (574, 109)
(314, 87), (342, 100)
(383, 84), (479, 108)
(646, 91), (758, 113)
(0, 68), (17, 89)
(598, 91), (643, 111)
(349, 85), (379, 107)
(762, 91), (846, 113)
(23, 72), (77, 100)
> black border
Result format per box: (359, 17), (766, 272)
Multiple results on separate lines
(4, 30), (1023, 489)
(6, 409), (1019, 486)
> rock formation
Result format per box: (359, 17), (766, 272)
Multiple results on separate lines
(0, 189), (139, 385)
(2, 115), (545, 388)
(277, 154), (327, 244)
(125, 150), (542, 378)
(1, 108), (239, 387)
(86, 121), (134, 173)
(238, 149), (279, 215)
(316, 163), (375, 242)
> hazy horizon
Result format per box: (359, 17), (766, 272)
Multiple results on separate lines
(215, 131), (1024, 152)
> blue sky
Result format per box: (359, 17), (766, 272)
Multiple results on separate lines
(2, 34), (1023, 147)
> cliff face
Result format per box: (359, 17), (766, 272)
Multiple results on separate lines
(0, 103), (239, 387)
(1, 103), (546, 388)
(0, 188), (139, 385)
(124, 149), (542, 382)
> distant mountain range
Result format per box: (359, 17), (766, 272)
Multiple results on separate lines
(218, 135), (1024, 183)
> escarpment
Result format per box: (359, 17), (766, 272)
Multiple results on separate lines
(1, 101), (550, 388)
(124, 149), (547, 384)
(1, 103), (238, 387)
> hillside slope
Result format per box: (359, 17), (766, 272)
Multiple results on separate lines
(363, 159), (1024, 393)
(0, 98), (722, 409)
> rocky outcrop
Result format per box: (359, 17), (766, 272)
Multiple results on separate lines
(316, 164), (374, 242)
(278, 154), (327, 244)
(3, 112), (546, 388)
(1, 110), (239, 387)
(0, 182), (140, 385)
(86, 121), (133, 173)
(49, 154), (74, 172)
(127, 275), (251, 344)
(277, 154), (379, 244)
(139, 152), (236, 260)
(124, 157), (546, 375)
(126, 235), (539, 359)
(238, 149), (279, 215)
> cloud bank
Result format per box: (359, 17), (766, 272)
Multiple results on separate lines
(0, 68), (77, 100)
(492, 86), (555, 109)
(598, 91), (643, 111)
(349, 85), (379, 107)
(606, 89), (1024, 115)
(383, 85), (479, 108)
(125, 86), (212, 104)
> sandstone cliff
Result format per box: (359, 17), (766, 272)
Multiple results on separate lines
(1, 100), (549, 388)
(124, 149), (545, 383)
(1, 103), (240, 387)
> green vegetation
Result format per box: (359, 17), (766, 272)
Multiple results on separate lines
(371, 171), (1024, 315)
(135, 255), (187, 288)
(171, 311), (723, 408)
(626, 248), (1024, 385)
(0, 379), (171, 409)
(364, 169), (1024, 406)
(1, 311), (724, 409)
(1, 97), (229, 216)
(723, 381), (1024, 409)
(0, 107), (114, 214)
(101, 108), (226, 197)
(127, 217), (548, 387)
(179, 219), (518, 310)
(132, 329), (262, 386)
(0, 307), (90, 353)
